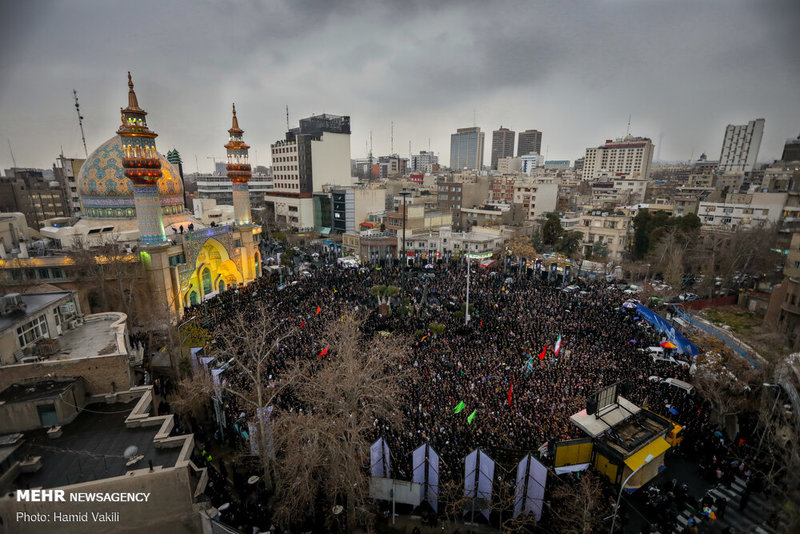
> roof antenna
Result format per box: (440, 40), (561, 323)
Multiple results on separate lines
(285, 105), (290, 131)
(391, 121), (394, 155)
(8, 139), (17, 168)
(626, 114), (631, 136)
(74, 89), (88, 157)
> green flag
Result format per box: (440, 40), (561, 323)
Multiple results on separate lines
(467, 409), (477, 425)
(454, 401), (466, 414)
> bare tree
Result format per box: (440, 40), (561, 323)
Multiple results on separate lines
(174, 305), (298, 492)
(271, 315), (409, 529)
(67, 239), (145, 321)
(548, 471), (613, 534)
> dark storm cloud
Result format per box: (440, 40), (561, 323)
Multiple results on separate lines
(0, 0), (798, 170)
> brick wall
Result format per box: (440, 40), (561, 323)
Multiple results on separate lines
(0, 354), (132, 395)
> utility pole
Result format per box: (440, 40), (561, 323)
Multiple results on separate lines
(399, 189), (411, 300)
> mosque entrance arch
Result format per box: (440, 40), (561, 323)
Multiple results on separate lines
(185, 237), (243, 302)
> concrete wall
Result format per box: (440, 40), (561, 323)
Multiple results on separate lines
(0, 354), (132, 395)
(0, 465), (202, 534)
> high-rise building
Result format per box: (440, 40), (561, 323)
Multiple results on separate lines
(581, 135), (655, 180)
(166, 148), (187, 209)
(491, 127), (515, 170)
(517, 129), (542, 157)
(410, 151), (439, 173)
(781, 134), (800, 163)
(0, 168), (71, 229)
(267, 114), (352, 230)
(53, 155), (85, 216)
(718, 118), (765, 173)
(225, 104), (253, 226)
(450, 127), (485, 170)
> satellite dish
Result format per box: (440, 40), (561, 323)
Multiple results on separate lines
(332, 505), (343, 515)
(247, 476), (260, 485)
(123, 445), (139, 458)
(218, 503), (231, 512)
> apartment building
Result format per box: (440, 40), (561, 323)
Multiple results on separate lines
(513, 178), (559, 220)
(697, 192), (786, 229)
(578, 211), (632, 262)
(582, 135), (655, 180)
(437, 177), (490, 212)
(718, 118), (765, 173)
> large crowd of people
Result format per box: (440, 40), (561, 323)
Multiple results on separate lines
(184, 253), (702, 477)
(180, 250), (775, 532)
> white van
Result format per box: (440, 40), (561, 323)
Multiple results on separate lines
(663, 378), (695, 395)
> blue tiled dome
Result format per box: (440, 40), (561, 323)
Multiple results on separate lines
(77, 136), (184, 218)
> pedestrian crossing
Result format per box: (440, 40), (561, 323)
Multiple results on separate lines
(670, 476), (775, 534)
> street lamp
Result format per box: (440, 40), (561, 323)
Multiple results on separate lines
(610, 453), (654, 534)
(399, 189), (411, 299)
(465, 252), (471, 326)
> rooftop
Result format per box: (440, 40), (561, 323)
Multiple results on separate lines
(52, 314), (126, 359)
(0, 291), (72, 335)
(0, 378), (77, 403)
(570, 396), (642, 438)
(7, 401), (181, 489)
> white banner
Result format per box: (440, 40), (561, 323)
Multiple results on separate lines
(412, 443), (440, 513)
(464, 449), (494, 521)
(427, 446), (440, 513)
(370, 438), (390, 478)
(514, 454), (547, 520)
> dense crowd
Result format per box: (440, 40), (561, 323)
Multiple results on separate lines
(184, 254), (702, 483)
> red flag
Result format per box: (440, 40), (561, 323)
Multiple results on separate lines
(316, 306), (321, 315)
(538, 345), (547, 361)
(508, 379), (513, 406)
(300, 321), (305, 328)
(317, 346), (329, 358)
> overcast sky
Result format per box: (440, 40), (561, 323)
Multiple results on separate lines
(1, 0), (798, 173)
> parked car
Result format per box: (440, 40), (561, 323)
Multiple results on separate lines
(678, 292), (700, 302)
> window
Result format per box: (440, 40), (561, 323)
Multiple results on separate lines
(168, 254), (186, 267)
(201, 268), (212, 295)
(16, 315), (49, 348)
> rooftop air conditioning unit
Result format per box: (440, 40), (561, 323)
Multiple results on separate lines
(0, 293), (27, 315)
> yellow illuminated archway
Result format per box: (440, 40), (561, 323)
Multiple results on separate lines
(184, 238), (243, 302)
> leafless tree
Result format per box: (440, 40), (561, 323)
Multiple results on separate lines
(67, 239), (145, 321)
(548, 471), (613, 534)
(271, 315), (409, 529)
(174, 305), (299, 492)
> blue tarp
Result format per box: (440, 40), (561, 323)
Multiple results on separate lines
(636, 303), (699, 357)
